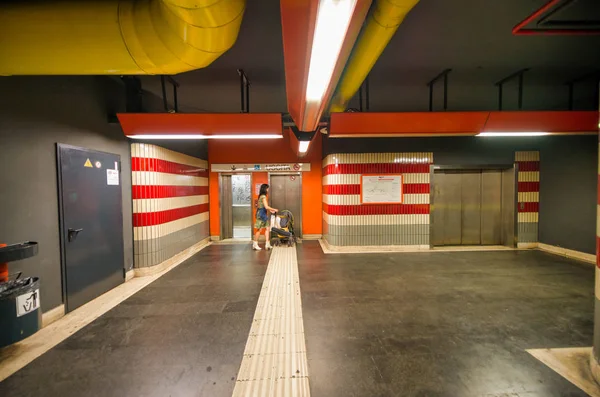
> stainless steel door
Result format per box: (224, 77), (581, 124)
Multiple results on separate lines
(231, 175), (251, 238)
(501, 167), (517, 247)
(461, 172), (482, 245)
(270, 175), (302, 237)
(481, 171), (502, 245)
(432, 171), (462, 246)
(220, 175), (233, 240)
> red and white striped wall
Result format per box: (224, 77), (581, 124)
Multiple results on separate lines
(515, 151), (540, 244)
(322, 153), (433, 246)
(131, 143), (209, 268)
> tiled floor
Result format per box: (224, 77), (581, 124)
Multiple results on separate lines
(297, 243), (594, 397)
(0, 242), (596, 397)
(0, 244), (270, 397)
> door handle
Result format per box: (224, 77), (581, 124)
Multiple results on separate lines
(68, 228), (83, 242)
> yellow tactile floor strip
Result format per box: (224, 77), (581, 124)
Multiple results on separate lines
(232, 246), (310, 397)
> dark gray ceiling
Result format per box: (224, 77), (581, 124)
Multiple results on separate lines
(141, 0), (600, 113)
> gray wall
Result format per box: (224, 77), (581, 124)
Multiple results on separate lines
(0, 76), (134, 311)
(324, 135), (598, 254)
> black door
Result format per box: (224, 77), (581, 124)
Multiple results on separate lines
(57, 145), (124, 312)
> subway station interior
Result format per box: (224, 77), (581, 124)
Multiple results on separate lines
(1, 0), (600, 396)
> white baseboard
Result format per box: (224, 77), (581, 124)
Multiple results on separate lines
(210, 235), (221, 242)
(518, 242), (539, 249)
(125, 269), (134, 282)
(42, 304), (65, 328)
(537, 242), (596, 265)
(319, 239), (430, 254)
(133, 238), (211, 277)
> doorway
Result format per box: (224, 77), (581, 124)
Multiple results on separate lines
(220, 174), (252, 240)
(269, 174), (302, 237)
(431, 168), (516, 247)
(57, 145), (124, 312)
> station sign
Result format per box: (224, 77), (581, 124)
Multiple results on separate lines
(211, 163), (310, 172)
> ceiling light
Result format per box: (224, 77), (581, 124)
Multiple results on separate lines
(299, 140), (311, 153)
(127, 134), (283, 140)
(477, 132), (550, 137)
(305, 0), (358, 102)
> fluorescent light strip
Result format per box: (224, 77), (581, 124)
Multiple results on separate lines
(298, 141), (310, 153)
(127, 134), (282, 140)
(477, 132), (550, 137)
(305, 0), (358, 102)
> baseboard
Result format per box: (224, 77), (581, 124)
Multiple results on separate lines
(210, 235), (221, 242)
(537, 242), (596, 265)
(319, 239), (430, 254)
(133, 238), (211, 277)
(42, 304), (65, 328)
(302, 234), (322, 240)
(518, 242), (539, 249)
(125, 269), (134, 282)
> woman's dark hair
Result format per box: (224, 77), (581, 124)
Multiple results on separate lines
(259, 184), (269, 196)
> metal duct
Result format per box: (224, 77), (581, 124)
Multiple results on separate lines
(329, 0), (420, 112)
(0, 0), (245, 75)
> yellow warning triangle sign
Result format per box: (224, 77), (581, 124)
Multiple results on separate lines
(84, 158), (93, 168)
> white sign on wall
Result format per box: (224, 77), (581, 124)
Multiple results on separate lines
(361, 175), (403, 204)
(211, 163), (310, 172)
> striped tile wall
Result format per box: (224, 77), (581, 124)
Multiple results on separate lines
(515, 151), (540, 243)
(131, 143), (209, 268)
(322, 153), (433, 246)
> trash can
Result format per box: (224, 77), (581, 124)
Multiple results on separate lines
(0, 242), (41, 348)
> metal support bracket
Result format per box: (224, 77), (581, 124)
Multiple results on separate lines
(565, 70), (600, 110)
(427, 69), (452, 111)
(495, 68), (529, 111)
(237, 69), (250, 113)
(358, 75), (371, 112)
(160, 76), (180, 113)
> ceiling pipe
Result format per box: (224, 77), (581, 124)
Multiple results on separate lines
(329, 0), (420, 112)
(0, 0), (245, 75)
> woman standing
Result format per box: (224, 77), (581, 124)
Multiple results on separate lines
(254, 184), (278, 251)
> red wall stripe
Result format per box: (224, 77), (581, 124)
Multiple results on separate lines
(516, 161), (540, 172)
(323, 163), (430, 175)
(133, 204), (209, 227)
(518, 202), (539, 213)
(132, 157), (208, 178)
(518, 182), (540, 193)
(323, 203), (430, 215)
(132, 185), (209, 199)
(323, 183), (430, 195)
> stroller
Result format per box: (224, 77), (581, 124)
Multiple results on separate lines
(270, 210), (296, 247)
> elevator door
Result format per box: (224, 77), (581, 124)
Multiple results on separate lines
(432, 170), (503, 246)
(220, 174), (252, 240)
(270, 175), (302, 237)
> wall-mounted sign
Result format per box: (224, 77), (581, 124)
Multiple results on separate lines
(361, 175), (403, 204)
(211, 163), (311, 172)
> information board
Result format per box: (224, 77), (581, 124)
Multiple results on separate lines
(361, 175), (403, 204)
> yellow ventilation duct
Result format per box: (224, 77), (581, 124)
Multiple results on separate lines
(0, 0), (245, 75)
(329, 0), (419, 112)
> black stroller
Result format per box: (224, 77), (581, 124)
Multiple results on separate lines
(270, 210), (296, 247)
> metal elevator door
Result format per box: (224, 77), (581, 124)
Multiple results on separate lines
(270, 175), (302, 237)
(432, 170), (503, 246)
(220, 175), (233, 240)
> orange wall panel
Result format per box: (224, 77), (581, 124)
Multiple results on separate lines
(208, 131), (322, 237)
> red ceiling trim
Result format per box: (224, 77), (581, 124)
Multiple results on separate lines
(329, 111), (599, 137)
(117, 113), (283, 137)
(513, 0), (600, 36)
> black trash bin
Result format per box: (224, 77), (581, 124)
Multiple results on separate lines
(0, 276), (42, 348)
(0, 241), (41, 348)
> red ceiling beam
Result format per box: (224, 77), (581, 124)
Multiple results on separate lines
(117, 113), (283, 138)
(513, 0), (600, 36)
(280, 0), (372, 132)
(329, 111), (599, 137)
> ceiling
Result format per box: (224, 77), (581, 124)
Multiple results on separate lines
(140, 0), (600, 114)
